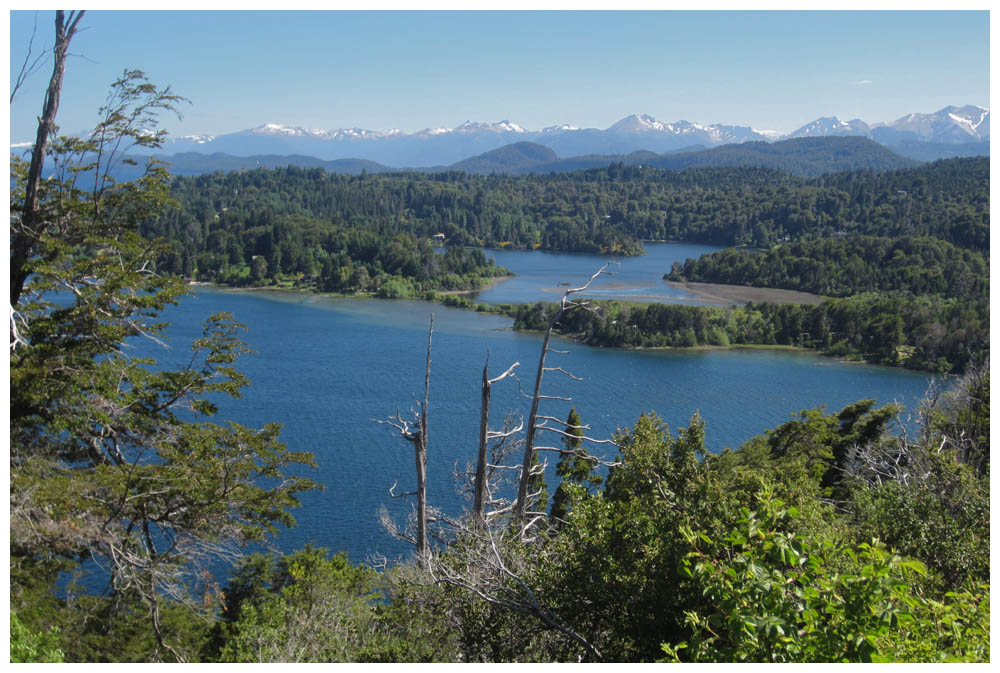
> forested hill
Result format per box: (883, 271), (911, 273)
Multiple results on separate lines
(138, 135), (925, 178)
(144, 157), (989, 290)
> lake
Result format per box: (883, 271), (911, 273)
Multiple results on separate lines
(139, 243), (933, 566)
(470, 241), (726, 305)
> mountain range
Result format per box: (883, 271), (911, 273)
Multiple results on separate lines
(145, 135), (922, 180)
(152, 105), (989, 167)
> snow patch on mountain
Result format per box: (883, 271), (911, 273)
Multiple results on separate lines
(540, 123), (580, 134)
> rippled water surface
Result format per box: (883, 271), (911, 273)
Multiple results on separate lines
(139, 245), (932, 566)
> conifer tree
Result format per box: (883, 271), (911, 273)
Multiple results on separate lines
(549, 407), (602, 523)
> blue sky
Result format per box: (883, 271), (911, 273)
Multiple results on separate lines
(8, 9), (991, 143)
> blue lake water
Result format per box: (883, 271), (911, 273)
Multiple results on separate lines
(472, 242), (725, 305)
(130, 242), (934, 569)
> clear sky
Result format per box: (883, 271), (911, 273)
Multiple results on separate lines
(8, 7), (991, 143)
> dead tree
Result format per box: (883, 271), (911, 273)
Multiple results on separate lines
(11, 10), (85, 326)
(376, 268), (625, 656)
(513, 264), (618, 523)
(376, 315), (433, 568)
(474, 353), (521, 525)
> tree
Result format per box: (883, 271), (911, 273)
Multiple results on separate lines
(10, 10), (84, 314)
(376, 316), (433, 568)
(549, 407), (602, 524)
(665, 491), (988, 663)
(10, 14), (318, 661)
(208, 546), (382, 662)
(473, 354), (522, 525)
(514, 264), (615, 523)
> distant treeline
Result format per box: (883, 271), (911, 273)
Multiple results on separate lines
(507, 293), (987, 373)
(143, 158), (988, 286)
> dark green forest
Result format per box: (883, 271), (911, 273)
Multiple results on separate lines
(509, 292), (986, 373)
(667, 235), (987, 300)
(144, 155), (987, 287)
(10, 17), (991, 663)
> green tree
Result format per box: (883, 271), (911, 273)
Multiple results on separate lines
(10, 611), (64, 663)
(665, 491), (988, 663)
(210, 547), (379, 662)
(9, 18), (317, 661)
(549, 407), (602, 524)
(250, 254), (269, 284)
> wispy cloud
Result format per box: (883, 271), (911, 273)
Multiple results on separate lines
(855, 79), (873, 86)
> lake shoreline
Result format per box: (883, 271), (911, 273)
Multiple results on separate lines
(188, 282), (921, 374)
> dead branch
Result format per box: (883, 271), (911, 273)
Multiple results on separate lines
(426, 523), (603, 660)
(514, 263), (616, 523)
(376, 316), (434, 568)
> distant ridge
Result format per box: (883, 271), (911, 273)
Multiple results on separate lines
(449, 141), (557, 173)
(641, 137), (921, 176)
(92, 136), (926, 181)
(447, 136), (920, 178)
(160, 152), (392, 176)
(135, 105), (987, 167)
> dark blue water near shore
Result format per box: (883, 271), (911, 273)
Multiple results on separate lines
(142, 244), (932, 567)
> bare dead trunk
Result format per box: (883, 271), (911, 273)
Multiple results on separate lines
(515, 321), (555, 520)
(514, 264), (610, 522)
(415, 315), (433, 567)
(474, 355), (491, 525)
(11, 10), (85, 309)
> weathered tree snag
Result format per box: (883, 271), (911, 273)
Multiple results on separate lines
(474, 352), (520, 525)
(475, 356), (491, 525)
(376, 315), (434, 567)
(415, 314), (432, 566)
(513, 265), (612, 522)
(11, 10), (85, 311)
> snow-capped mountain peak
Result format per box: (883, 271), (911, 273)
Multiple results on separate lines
(415, 127), (452, 136)
(786, 116), (872, 138)
(133, 105), (987, 169)
(879, 105), (989, 142)
(252, 122), (308, 137)
(608, 113), (670, 134)
(453, 120), (527, 134)
(540, 123), (580, 134)
(175, 134), (215, 144)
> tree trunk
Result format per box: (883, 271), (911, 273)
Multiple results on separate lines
(415, 315), (433, 567)
(515, 320), (555, 520)
(11, 10), (85, 310)
(474, 356), (491, 525)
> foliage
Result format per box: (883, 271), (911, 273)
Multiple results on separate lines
(668, 234), (988, 301)
(10, 611), (64, 663)
(663, 492), (986, 662)
(848, 460), (989, 591)
(10, 67), (318, 660)
(208, 546), (379, 662)
(143, 156), (987, 272)
(509, 291), (986, 373)
(843, 366), (990, 589)
(549, 407), (602, 523)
